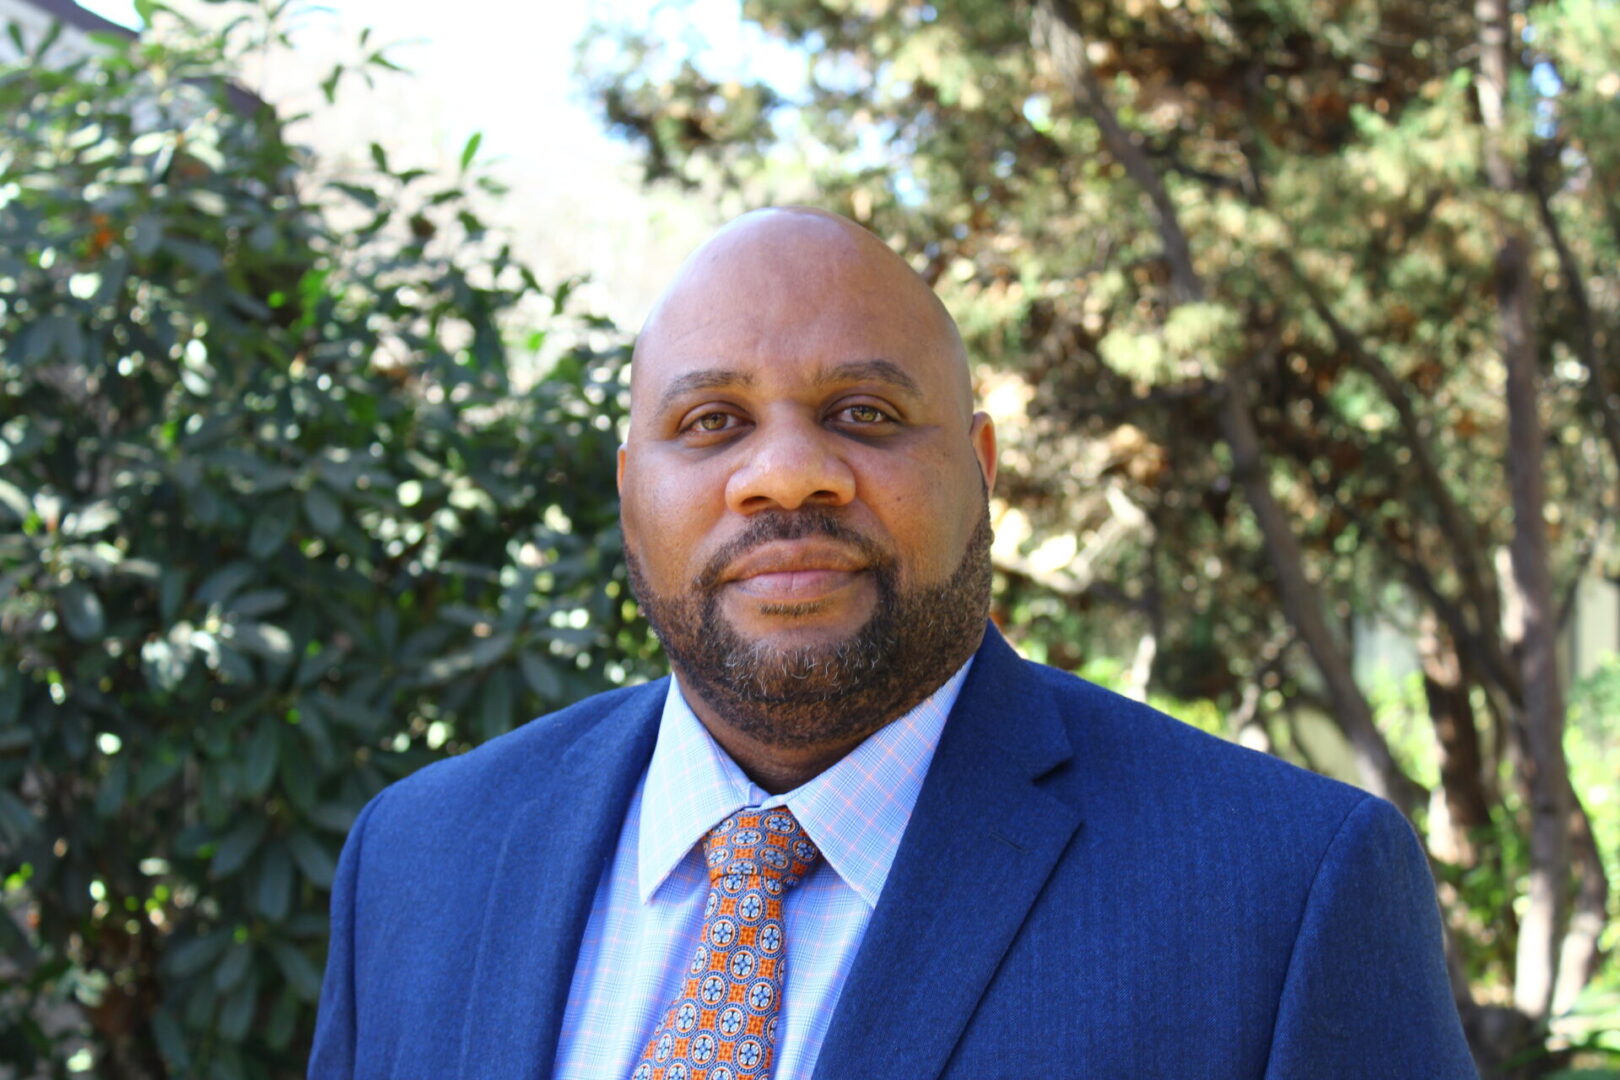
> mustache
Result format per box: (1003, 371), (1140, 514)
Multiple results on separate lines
(695, 510), (895, 592)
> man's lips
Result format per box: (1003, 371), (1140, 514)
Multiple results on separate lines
(719, 541), (870, 603)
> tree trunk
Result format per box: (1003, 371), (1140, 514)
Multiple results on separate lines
(1418, 619), (1493, 867)
(1553, 782), (1610, 1015)
(1475, 0), (1572, 1021)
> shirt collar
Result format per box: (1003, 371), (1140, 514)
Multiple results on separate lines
(638, 658), (972, 909)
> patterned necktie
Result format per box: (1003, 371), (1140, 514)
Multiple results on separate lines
(630, 807), (822, 1080)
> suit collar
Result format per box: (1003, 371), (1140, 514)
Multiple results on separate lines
(813, 625), (1084, 1080)
(456, 681), (666, 1080)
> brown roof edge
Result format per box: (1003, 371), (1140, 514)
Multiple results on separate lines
(16, 0), (270, 115)
(19, 0), (139, 39)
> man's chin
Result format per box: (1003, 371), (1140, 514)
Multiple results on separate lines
(713, 633), (889, 705)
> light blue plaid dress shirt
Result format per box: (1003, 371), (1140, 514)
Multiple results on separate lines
(551, 659), (972, 1080)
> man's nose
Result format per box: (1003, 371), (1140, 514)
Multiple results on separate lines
(724, 417), (856, 513)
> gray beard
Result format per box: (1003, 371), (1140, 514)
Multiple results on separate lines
(625, 505), (993, 749)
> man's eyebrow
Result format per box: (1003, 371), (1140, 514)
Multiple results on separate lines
(816, 359), (923, 397)
(656, 369), (755, 414)
(654, 360), (923, 414)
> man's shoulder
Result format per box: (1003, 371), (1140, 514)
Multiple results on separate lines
(1009, 654), (1373, 835)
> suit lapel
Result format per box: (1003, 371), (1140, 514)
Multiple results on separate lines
(456, 682), (666, 1080)
(813, 628), (1083, 1080)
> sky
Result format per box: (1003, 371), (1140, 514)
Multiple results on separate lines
(71, 0), (801, 324)
(77, 0), (796, 180)
(81, 0), (607, 168)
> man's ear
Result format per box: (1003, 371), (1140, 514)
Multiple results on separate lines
(969, 412), (997, 494)
(616, 444), (627, 496)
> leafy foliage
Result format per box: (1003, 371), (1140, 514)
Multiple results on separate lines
(0, 11), (647, 1077)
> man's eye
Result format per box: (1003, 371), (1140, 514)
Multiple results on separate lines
(688, 412), (737, 433)
(837, 404), (891, 425)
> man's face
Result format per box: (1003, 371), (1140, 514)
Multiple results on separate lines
(617, 211), (996, 747)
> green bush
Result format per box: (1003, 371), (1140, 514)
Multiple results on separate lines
(0, 12), (648, 1077)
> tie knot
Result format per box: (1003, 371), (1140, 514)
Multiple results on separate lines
(702, 807), (821, 894)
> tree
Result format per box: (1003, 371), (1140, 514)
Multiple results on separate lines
(0, 8), (648, 1077)
(582, 0), (1620, 1072)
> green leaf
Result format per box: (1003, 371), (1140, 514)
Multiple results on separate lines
(286, 829), (336, 888)
(0, 789), (37, 847)
(264, 983), (299, 1049)
(302, 486), (342, 536)
(59, 581), (106, 641)
(182, 982), (215, 1031)
(242, 720), (279, 797)
(195, 562), (255, 608)
(62, 501), (118, 537)
(253, 843), (293, 922)
(216, 968), (258, 1041)
(369, 141), (389, 173)
(228, 589), (288, 619)
(212, 941), (253, 992)
(131, 214), (163, 256)
(279, 742), (318, 813)
(160, 569), (188, 623)
(307, 801), (359, 835)
(476, 668), (516, 741)
(519, 649), (564, 701)
(331, 182), (381, 209)
(0, 904), (36, 968)
(165, 929), (231, 978)
(150, 1008), (191, 1071)
(247, 505), (295, 559)
(0, 478), (31, 520)
(210, 817), (267, 879)
(230, 620), (294, 663)
(367, 49), (407, 73)
(268, 939), (322, 1002)
(95, 757), (129, 817)
(28, 14), (62, 59)
(211, 641), (255, 684)
(141, 636), (193, 694)
(418, 633), (513, 685)
(163, 238), (223, 275)
(133, 744), (184, 799)
(320, 62), (344, 104)
(459, 131), (482, 174)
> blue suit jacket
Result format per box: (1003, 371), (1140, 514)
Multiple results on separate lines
(309, 627), (1478, 1078)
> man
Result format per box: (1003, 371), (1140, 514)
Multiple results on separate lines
(309, 208), (1478, 1078)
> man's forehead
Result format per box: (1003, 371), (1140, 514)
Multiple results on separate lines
(629, 207), (972, 412)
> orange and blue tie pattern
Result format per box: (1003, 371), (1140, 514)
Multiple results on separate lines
(629, 808), (822, 1080)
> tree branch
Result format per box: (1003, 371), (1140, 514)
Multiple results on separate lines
(1219, 365), (1422, 815)
(1528, 142), (1620, 474)
(1033, 0), (1203, 304)
(1281, 251), (1503, 643)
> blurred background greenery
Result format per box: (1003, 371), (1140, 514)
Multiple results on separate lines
(0, 0), (1617, 1077)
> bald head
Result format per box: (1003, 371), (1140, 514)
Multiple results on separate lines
(630, 207), (973, 423)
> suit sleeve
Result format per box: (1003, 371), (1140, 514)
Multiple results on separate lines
(1263, 795), (1480, 1080)
(307, 791), (385, 1079)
